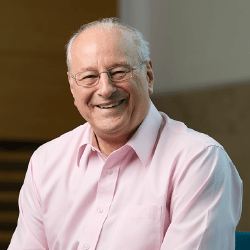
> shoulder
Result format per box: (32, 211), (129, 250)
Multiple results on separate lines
(155, 113), (239, 186)
(33, 123), (89, 159)
(158, 112), (224, 158)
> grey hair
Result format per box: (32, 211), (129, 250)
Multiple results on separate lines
(65, 17), (150, 72)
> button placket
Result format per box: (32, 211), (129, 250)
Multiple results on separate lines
(81, 160), (121, 249)
(80, 149), (129, 249)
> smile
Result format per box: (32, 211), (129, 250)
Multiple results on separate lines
(97, 100), (124, 109)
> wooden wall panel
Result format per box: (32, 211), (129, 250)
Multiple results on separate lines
(0, 0), (117, 141)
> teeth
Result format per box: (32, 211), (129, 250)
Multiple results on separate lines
(98, 100), (123, 109)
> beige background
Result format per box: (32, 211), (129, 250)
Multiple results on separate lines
(120, 0), (250, 93)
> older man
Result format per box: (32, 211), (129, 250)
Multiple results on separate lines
(8, 18), (242, 250)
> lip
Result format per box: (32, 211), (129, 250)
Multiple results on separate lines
(95, 99), (125, 109)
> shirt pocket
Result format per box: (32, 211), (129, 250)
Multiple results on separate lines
(109, 205), (163, 250)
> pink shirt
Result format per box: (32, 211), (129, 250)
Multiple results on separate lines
(8, 102), (242, 250)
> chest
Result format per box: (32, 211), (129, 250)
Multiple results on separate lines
(41, 147), (174, 249)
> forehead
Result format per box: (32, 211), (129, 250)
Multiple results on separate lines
(70, 27), (138, 69)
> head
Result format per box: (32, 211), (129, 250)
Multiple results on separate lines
(66, 18), (154, 142)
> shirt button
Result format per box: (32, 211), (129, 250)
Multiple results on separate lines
(84, 244), (90, 249)
(107, 169), (113, 175)
(97, 207), (103, 213)
(91, 148), (96, 152)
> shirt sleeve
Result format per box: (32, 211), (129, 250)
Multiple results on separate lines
(161, 146), (243, 250)
(8, 151), (49, 250)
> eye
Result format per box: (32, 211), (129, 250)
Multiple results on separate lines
(76, 72), (98, 81)
(83, 74), (98, 79)
(110, 66), (129, 76)
(111, 70), (126, 76)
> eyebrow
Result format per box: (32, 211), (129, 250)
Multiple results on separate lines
(79, 62), (131, 72)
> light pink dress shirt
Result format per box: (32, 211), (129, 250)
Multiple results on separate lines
(8, 102), (242, 250)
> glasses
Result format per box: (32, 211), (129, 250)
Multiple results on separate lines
(70, 61), (147, 88)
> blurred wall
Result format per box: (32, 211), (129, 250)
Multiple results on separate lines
(120, 0), (250, 93)
(0, 0), (117, 141)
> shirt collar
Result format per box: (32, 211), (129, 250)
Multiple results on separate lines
(76, 124), (93, 166)
(77, 100), (163, 167)
(127, 101), (163, 167)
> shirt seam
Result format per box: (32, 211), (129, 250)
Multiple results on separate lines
(164, 116), (223, 150)
(196, 150), (217, 250)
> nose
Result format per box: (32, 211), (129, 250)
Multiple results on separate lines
(97, 72), (117, 98)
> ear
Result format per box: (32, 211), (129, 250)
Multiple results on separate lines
(67, 72), (75, 98)
(146, 60), (154, 95)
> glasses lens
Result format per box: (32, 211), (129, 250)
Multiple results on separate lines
(76, 71), (99, 86)
(110, 66), (132, 81)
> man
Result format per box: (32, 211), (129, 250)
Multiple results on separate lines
(8, 18), (242, 250)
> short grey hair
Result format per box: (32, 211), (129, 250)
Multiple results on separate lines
(65, 17), (150, 72)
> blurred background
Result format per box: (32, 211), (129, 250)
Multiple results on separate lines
(0, 0), (249, 248)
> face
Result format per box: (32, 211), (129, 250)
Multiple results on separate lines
(68, 27), (154, 141)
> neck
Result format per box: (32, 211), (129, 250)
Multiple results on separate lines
(97, 137), (125, 157)
(93, 129), (136, 157)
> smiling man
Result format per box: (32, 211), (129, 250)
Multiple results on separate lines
(8, 18), (242, 250)
(68, 24), (153, 157)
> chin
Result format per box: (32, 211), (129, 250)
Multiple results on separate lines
(94, 120), (129, 137)
(98, 125), (125, 136)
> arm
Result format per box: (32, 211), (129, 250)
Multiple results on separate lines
(8, 152), (49, 250)
(161, 146), (242, 250)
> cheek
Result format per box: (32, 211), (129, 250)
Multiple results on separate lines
(130, 77), (149, 100)
(129, 78), (151, 115)
(73, 89), (91, 110)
